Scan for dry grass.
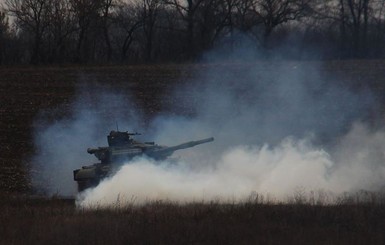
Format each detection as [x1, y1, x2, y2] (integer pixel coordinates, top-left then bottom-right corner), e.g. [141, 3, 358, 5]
[1, 192, 385, 244]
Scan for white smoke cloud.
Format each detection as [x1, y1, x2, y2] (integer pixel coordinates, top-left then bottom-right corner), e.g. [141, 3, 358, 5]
[77, 138, 333, 207]
[31, 85, 142, 196]
[31, 45, 384, 206]
[76, 123, 385, 208]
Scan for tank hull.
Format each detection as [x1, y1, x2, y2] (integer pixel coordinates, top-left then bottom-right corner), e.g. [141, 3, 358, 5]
[73, 131, 214, 192]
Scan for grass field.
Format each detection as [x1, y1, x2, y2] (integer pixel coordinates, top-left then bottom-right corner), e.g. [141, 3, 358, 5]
[1, 61, 385, 244]
[1, 192, 385, 244]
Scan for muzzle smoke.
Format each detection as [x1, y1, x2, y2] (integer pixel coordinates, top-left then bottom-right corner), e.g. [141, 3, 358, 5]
[31, 51, 385, 206]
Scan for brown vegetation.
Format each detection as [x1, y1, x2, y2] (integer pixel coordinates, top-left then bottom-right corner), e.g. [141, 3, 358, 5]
[0, 192, 385, 244]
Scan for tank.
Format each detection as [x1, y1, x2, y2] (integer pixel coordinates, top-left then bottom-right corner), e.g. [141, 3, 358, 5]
[73, 130, 214, 191]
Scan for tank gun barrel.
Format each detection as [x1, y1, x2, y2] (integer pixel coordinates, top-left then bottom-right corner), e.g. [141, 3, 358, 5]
[170, 137, 214, 151]
[148, 137, 214, 159]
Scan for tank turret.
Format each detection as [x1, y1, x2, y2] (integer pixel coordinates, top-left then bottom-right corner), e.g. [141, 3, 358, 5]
[73, 130, 214, 191]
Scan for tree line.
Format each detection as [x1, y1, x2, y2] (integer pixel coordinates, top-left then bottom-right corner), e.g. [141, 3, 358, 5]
[0, 0, 384, 65]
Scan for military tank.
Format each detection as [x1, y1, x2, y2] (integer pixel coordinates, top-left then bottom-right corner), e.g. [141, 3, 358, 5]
[73, 130, 214, 191]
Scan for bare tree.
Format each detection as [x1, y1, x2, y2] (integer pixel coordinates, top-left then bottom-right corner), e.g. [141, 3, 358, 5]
[163, 0, 206, 58]
[114, 1, 143, 62]
[312, 0, 372, 58]
[0, 10, 10, 64]
[195, 0, 237, 51]
[6, 0, 53, 64]
[70, 0, 103, 62]
[233, 0, 260, 32]
[141, 0, 162, 62]
[100, 0, 119, 61]
[46, 0, 76, 62]
[252, 0, 311, 47]
[370, 0, 385, 56]
[345, 0, 371, 57]
[1, 0, 384, 63]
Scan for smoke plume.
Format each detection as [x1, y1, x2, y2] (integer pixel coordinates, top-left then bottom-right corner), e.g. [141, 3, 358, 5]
[31, 87, 142, 196]
[31, 49, 385, 206]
